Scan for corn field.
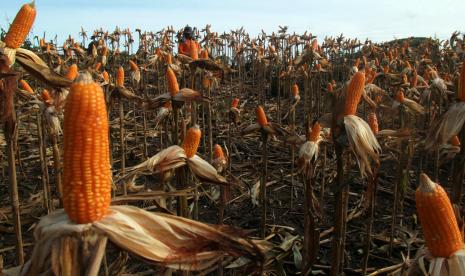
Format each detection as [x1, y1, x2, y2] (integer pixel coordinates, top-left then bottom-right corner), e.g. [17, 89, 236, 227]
[1, 2, 465, 275]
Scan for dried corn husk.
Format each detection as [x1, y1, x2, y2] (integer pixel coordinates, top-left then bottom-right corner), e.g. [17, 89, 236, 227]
[426, 102, 465, 150]
[5, 205, 270, 275]
[344, 115, 381, 177]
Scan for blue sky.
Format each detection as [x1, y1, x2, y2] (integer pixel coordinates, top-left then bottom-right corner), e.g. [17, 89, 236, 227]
[2, 0, 465, 44]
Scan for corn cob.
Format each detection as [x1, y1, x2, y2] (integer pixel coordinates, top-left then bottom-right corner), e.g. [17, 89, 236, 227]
[405, 60, 411, 69]
[63, 72, 111, 224]
[311, 39, 318, 50]
[458, 61, 465, 102]
[451, 135, 461, 146]
[231, 98, 240, 108]
[190, 41, 199, 60]
[166, 66, 179, 96]
[165, 53, 173, 65]
[129, 60, 139, 71]
[395, 90, 405, 103]
[116, 66, 124, 87]
[327, 82, 333, 92]
[410, 72, 418, 88]
[65, 64, 79, 81]
[102, 70, 109, 82]
[202, 76, 211, 89]
[344, 72, 365, 116]
[182, 125, 201, 158]
[94, 62, 102, 71]
[41, 89, 53, 105]
[368, 111, 379, 134]
[162, 101, 172, 109]
[19, 79, 33, 93]
[292, 84, 299, 97]
[416, 173, 463, 257]
[213, 144, 225, 160]
[4, 1, 36, 49]
[200, 49, 209, 59]
[307, 122, 321, 142]
[383, 65, 389, 74]
[256, 106, 268, 126]
[101, 46, 108, 56]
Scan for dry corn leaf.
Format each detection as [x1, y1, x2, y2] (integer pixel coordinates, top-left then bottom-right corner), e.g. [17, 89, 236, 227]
[425, 102, 465, 150]
[124, 145, 187, 177]
[8, 206, 269, 275]
[15, 56, 72, 88]
[187, 155, 228, 185]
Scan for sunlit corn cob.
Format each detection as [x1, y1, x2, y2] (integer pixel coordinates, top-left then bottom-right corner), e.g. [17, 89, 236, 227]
[4, 1, 36, 49]
[166, 66, 179, 96]
[416, 173, 463, 257]
[256, 106, 268, 126]
[344, 72, 365, 116]
[65, 64, 79, 81]
[182, 125, 201, 158]
[63, 72, 111, 224]
[190, 41, 199, 60]
[102, 70, 109, 82]
[19, 79, 33, 93]
[116, 66, 124, 87]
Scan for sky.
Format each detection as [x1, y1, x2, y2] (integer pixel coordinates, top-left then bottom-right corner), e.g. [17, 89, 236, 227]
[2, 0, 465, 45]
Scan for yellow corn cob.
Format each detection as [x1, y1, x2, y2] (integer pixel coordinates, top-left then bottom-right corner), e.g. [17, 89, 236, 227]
[344, 72, 365, 116]
[116, 66, 124, 87]
[182, 125, 201, 158]
[416, 173, 464, 257]
[4, 1, 37, 49]
[256, 106, 268, 126]
[63, 72, 111, 224]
